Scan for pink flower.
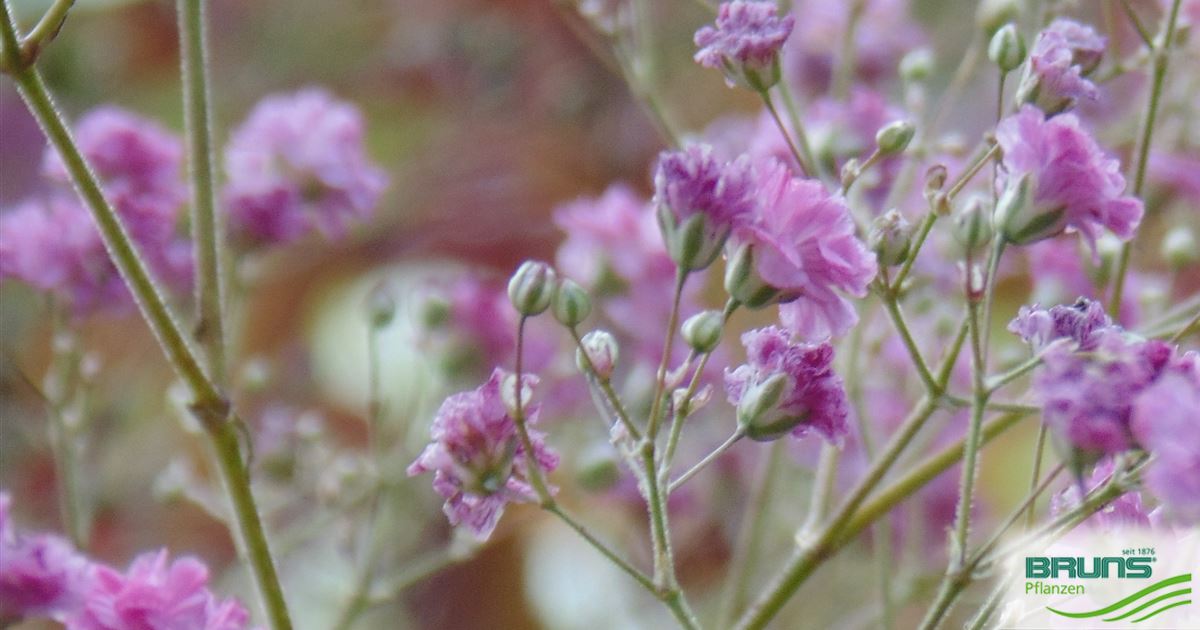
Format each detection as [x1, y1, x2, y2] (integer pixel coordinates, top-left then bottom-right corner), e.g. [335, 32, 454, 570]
[223, 88, 387, 245]
[408, 369, 560, 540]
[725, 326, 850, 445]
[694, 1, 795, 90]
[1035, 330, 1174, 457]
[0, 196, 191, 314]
[653, 144, 757, 270]
[69, 550, 250, 630]
[995, 106, 1143, 250]
[0, 494, 93, 623]
[729, 158, 876, 340]
[554, 184, 698, 361]
[1131, 356, 1200, 523]
[1008, 297, 1114, 351]
[42, 107, 186, 245]
[1021, 18, 1106, 112]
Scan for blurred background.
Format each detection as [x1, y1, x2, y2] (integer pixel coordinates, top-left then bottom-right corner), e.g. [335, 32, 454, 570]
[1, 0, 1196, 628]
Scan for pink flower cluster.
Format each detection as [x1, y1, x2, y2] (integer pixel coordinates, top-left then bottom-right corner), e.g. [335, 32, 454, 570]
[1, 107, 192, 314]
[0, 493, 252, 629]
[223, 88, 387, 245]
[694, 1, 795, 90]
[1023, 18, 1106, 112]
[724, 326, 849, 445]
[996, 106, 1143, 250]
[1029, 315, 1200, 521]
[1008, 297, 1112, 351]
[732, 158, 877, 340]
[407, 369, 560, 540]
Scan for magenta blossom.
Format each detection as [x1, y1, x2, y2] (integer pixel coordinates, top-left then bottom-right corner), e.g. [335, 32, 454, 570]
[0, 195, 192, 314]
[694, 1, 795, 90]
[69, 550, 250, 630]
[995, 106, 1142, 250]
[728, 158, 876, 340]
[725, 326, 850, 445]
[42, 106, 187, 245]
[1020, 18, 1106, 112]
[0, 494, 93, 623]
[653, 144, 757, 271]
[223, 88, 387, 245]
[408, 369, 560, 540]
[1131, 356, 1200, 523]
[554, 184, 701, 361]
[1034, 330, 1173, 459]
[1008, 297, 1113, 351]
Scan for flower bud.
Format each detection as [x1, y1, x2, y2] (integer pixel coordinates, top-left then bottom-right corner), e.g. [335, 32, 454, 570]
[899, 48, 935, 83]
[724, 242, 785, 308]
[366, 281, 398, 328]
[876, 120, 916, 156]
[868, 210, 913, 267]
[682, 310, 724, 353]
[988, 23, 1027, 73]
[1162, 226, 1198, 269]
[508, 260, 557, 316]
[924, 164, 948, 202]
[657, 206, 729, 272]
[576, 330, 619, 380]
[552, 279, 592, 327]
[995, 173, 1065, 245]
[952, 194, 994, 256]
[736, 373, 806, 441]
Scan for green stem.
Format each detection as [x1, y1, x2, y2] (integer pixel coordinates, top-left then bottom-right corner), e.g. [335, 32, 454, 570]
[17, 0, 72, 61]
[718, 441, 783, 627]
[178, 0, 227, 386]
[0, 11, 293, 626]
[546, 504, 657, 594]
[1110, 0, 1184, 320]
[879, 286, 939, 394]
[733, 397, 939, 630]
[949, 300, 989, 572]
[512, 317, 553, 503]
[984, 349, 1045, 394]
[210, 419, 293, 630]
[1025, 422, 1049, 528]
[646, 270, 686, 440]
[2, 51, 219, 408]
[569, 327, 642, 441]
[761, 89, 816, 179]
[662, 299, 738, 471]
[46, 308, 88, 547]
[916, 463, 1066, 630]
[837, 411, 1030, 547]
[800, 443, 840, 534]
[891, 211, 937, 292]
[1167, 309, 1200, 344]
[667, 429, 744, 493]
[777, 81, 824, 182]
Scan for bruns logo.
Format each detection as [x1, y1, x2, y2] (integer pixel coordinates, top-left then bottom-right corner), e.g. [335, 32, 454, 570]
[1026, 556, 1154, 579]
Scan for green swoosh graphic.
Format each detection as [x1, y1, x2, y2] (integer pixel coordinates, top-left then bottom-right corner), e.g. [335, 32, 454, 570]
[1131, 600, 1191, 623]
[1104, 588, 1191, 621]
[1046, 573, 1192, 619]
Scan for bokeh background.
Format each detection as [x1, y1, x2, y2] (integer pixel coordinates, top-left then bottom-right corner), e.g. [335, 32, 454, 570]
[1, 0, 1196, 628]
